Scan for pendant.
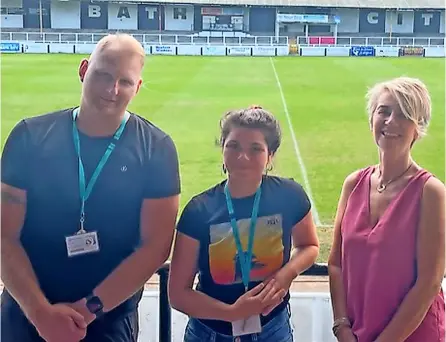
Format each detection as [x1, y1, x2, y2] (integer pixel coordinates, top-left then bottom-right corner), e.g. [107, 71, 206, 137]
[377, 184, 386, 193]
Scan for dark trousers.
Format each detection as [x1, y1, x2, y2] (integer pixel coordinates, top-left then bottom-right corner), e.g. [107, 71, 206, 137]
[1, 297, 139, 342]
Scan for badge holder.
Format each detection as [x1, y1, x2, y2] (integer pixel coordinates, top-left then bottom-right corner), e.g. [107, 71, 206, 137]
[232, 314, 262, 337]
[232, 286, 262, 336]
[66, 108, 128, 258]
[225, 183, 263, 337]
[65, 214, 100, 257]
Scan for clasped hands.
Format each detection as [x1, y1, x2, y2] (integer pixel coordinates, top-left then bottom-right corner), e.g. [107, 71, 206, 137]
[31, 269, 294, 341]
[230, 268, 294, 322]
[29, 298, 95, 342]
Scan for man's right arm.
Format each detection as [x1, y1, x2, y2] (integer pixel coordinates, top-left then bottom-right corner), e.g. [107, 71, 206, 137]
[1, 183, 51, 323]
[1, 120, 50, 322]
[1, 120, 87, 342]
[1, 183, 87, 341]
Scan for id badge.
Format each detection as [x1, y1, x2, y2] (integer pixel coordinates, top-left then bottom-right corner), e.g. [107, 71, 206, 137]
[232, 314, 262, 336]
[65, 231, 100, 257]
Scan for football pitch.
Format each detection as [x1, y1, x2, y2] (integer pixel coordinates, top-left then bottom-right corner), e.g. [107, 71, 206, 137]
[2, 55, 444, 261]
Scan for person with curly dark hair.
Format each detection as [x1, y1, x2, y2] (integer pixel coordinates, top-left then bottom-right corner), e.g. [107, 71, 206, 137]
[168, 105, 320, 342]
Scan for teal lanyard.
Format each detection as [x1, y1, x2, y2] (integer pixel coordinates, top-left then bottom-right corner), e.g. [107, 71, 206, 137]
[224, 182, 262, 291]
[72, 108, 130, 233]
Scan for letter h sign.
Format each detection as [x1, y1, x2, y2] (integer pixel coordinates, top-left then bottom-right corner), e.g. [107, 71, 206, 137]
[173, 7, 186, 20]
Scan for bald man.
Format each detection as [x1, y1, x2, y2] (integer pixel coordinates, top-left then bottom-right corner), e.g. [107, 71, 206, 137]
[1, 34, 181, 342]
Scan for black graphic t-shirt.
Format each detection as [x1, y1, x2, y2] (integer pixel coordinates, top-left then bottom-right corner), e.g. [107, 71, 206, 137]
[177, 175, 311, 334]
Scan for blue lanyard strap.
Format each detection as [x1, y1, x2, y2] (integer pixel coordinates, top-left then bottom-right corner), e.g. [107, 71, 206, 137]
[72, 108, 130, 232]
[224, 182, 262, 291]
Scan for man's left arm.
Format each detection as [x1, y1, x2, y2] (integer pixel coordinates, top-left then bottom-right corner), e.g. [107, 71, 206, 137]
[92, 195, 179, 313]
[72, 134, 181, 323]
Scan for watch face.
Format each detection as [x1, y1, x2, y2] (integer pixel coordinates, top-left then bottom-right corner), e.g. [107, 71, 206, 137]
[87, 296, 103, 314]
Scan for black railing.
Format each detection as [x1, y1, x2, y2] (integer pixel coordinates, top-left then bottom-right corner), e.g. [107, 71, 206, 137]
[155, 262, 328, 342]
[157, 262, 172, 342]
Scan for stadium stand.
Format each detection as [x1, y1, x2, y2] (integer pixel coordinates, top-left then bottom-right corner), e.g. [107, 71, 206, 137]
[1, 0, 445, 340]
[1, 0, 444, 46]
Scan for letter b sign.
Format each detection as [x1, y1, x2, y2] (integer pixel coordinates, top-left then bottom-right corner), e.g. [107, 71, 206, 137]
[88, 5, 101, 18]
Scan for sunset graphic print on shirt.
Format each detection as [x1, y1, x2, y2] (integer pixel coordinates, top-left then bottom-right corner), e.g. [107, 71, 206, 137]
[208, 214, 284, 285]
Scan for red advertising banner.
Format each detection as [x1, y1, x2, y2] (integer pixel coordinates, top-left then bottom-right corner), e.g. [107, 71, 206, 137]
[400, 47, 425, 57]
[201, 7, 223, 15]
[309, 36, 336, 45]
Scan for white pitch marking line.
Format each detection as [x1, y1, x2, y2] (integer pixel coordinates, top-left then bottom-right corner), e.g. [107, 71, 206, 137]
[269, 57, 322, 227]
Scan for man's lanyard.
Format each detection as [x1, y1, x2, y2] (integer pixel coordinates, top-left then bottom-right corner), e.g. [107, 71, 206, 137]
[72, 108, 130, 234]
[224, 182, 262, 291]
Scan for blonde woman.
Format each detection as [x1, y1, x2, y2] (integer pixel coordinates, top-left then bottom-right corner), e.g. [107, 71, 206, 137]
[328, 77, 445, 342]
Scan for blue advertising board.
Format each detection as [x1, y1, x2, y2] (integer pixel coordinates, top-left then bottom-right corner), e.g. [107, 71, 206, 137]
[1, 41, 21, 53]
[350, 46, 375, 57]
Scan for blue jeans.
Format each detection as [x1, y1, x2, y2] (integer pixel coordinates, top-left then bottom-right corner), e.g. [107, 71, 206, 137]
[183, 307, 293, 342]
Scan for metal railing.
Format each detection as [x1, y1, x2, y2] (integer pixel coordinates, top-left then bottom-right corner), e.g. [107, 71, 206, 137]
[2, 31, 444, 46]
[0, 31, 289, 46]
[154, 261, 328, 342]
[297, 35, 445, 46]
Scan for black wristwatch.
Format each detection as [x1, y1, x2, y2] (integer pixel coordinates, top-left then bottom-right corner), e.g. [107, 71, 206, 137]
[85, 294, 104, 318]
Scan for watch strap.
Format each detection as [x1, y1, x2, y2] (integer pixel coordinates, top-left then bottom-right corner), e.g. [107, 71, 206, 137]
[85, 293, 104, 318]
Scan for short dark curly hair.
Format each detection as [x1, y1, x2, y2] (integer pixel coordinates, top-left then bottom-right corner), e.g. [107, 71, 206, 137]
[219, 105, 282, 155]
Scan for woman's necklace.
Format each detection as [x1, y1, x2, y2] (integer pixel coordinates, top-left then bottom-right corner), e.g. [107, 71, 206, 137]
[377, 163, 413, 193]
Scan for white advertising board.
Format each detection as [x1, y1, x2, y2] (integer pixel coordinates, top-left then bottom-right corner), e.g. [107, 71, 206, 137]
[326, 47, 350, 57]
[202, 46, 226, 56]
[300, 47, 326, 57]
[75, 44, 95, 54]
[375, 46, 399, 57]
[177, 45, 202, 56]
[276, 46, 290, 56]
[227, 46, 251, 56]
[50, 43, 74, 53]
[252, 46, 275, 56]
[152, 45, 176, 55]
[142, 45, 152, 55]
[424, 47, 445, 57]
[23, 43, 48, 53]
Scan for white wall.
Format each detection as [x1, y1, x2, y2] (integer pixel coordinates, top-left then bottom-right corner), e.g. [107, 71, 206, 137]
[441, 11, 445, 34]
[1, 280, 445, 341]
[108, 3, 138, 30]
[1, 15, 23, 28]
[139, 280, 446, 341]
[2, 0, 22, 8]
[282, 23, 305, 33]
[1, 0, 23, 28]
[164, 5, 194, 31]
[51, 1, 80, 29]
[385, 10, 414, 34]
[137, 292, 337, 342]
[331, 8, 359, 33]
[243, 8, 249, 31]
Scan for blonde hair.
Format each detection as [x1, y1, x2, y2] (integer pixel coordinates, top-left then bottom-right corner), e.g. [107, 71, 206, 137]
[366, 77, 432, 139]
[90, 33, 145, 66]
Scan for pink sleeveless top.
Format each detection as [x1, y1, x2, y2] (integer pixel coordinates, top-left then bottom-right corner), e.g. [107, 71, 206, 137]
[341, 166, 445, 342]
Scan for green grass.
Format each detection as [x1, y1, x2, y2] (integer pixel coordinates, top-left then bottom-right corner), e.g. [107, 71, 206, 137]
[2, 55, 444, 262]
